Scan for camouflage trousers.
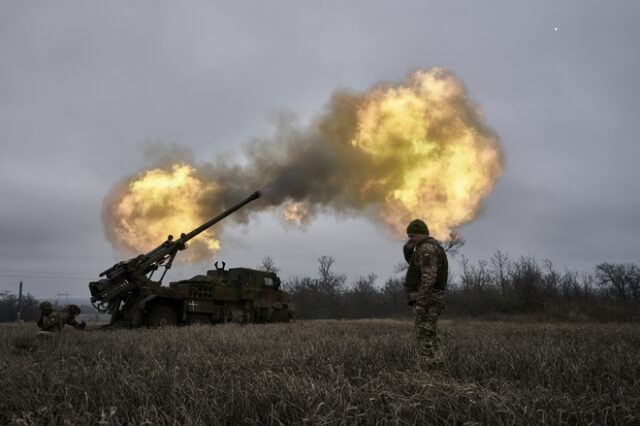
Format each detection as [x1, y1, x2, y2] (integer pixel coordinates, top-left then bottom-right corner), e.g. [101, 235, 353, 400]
[414, 292, 445, 368]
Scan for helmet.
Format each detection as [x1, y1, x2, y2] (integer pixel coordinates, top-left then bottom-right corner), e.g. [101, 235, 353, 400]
[65, 304, 81, 315]
[406, 219, 429, 235]
[39, 301, 53, 314]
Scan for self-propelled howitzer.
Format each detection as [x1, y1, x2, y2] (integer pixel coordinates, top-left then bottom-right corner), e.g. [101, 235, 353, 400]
[88, 190, 295, 327]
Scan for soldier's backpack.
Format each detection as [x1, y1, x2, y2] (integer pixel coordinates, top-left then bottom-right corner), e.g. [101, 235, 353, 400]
[426, 237, 448, 291]
[405, 237, 449, 292]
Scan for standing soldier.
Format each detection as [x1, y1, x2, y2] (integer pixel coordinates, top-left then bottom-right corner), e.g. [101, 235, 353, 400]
[403, 219, 448, 369]
[37, 302, 86, 332]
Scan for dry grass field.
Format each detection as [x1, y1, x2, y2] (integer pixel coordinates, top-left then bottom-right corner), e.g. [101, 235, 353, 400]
[1, 319, 639, 425]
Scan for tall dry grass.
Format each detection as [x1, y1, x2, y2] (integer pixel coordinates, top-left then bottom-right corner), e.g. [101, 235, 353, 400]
[1, 320, 639, 425]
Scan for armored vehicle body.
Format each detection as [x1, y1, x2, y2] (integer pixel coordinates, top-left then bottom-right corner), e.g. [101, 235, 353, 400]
[89, 191, 295, 327]
[108, 264, 294, 327]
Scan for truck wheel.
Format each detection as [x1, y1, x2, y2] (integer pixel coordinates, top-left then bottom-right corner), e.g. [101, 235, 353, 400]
[271, 308, 290, 323]
[188, 314, 210, 325]
[145, 305, 177, 327]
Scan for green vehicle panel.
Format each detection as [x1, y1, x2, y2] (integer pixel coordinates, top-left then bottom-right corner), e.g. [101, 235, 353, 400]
[88, 191, 295, 327]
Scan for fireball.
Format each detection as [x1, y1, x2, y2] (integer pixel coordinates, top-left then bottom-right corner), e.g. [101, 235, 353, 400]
[103, 68, 503, 260]
[105, 164, 220, 261]
[351, 69, 503, 239]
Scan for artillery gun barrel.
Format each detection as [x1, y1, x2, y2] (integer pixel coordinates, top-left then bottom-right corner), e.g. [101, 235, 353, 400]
[180, 190, 261, 243]
[91, 190, 262, 309]
[97, 190, 261, 279]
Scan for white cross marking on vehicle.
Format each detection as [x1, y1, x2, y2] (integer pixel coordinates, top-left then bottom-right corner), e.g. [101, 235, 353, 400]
[188, 300, 198, 311]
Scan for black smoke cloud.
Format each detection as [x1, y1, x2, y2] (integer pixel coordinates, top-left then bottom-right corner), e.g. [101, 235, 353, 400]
[103, 68, 502, 256]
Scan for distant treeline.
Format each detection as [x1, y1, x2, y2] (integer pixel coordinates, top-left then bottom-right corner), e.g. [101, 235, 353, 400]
[281, 253, 640, 322]
[2, 253, 638, 323]
[0, 292, 40, 322]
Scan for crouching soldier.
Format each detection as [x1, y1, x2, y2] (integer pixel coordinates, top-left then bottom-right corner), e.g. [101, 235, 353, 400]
[37, 302, 86, 333]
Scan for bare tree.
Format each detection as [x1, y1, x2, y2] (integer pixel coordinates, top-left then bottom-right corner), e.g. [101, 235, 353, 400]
[579, 272, 595, 299]
[510, 256, 544, 310]
[318, 255, 335, 282]
[317, 255, 347, 291]
[458, 255, 472, 291]
[490, 250, 511, 297]
[595, 262, 640, 301]
[541, 259, 561, 300]
[558, 269, 578, 299]
[259, 256, 280, 274]
[442, 231, 466, 256]
[393, 261, 409, 274]
[350, 273, 378, 292]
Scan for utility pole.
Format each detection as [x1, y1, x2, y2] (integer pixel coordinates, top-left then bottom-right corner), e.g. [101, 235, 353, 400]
[56, 291, 70, 307]
[17, 281, 23, 322]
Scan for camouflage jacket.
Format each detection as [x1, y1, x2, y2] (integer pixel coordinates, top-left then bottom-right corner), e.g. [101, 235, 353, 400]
[404, 237, 448, 306]
[37, 310, 81, 332]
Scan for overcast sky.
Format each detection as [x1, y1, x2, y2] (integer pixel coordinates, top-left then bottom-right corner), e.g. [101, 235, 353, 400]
[1, 1, 638, 299]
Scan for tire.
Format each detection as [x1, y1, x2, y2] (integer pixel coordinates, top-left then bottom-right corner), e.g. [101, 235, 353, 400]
[145, 304, 177, 327]
[271, 308, 290, 323]
[188, 313, 211, 325]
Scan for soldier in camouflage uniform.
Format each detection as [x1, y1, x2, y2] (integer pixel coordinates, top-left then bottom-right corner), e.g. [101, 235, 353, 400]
[37, 302, 85, 332]
[403, 219, 448, 369]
